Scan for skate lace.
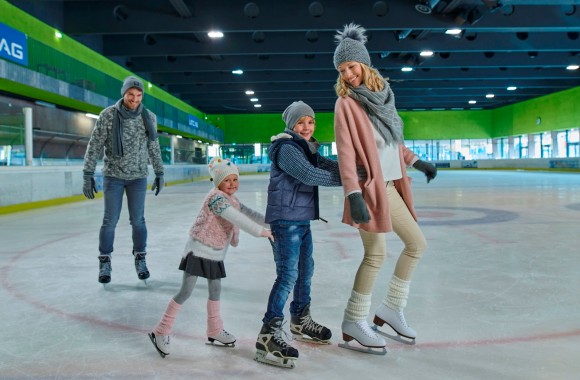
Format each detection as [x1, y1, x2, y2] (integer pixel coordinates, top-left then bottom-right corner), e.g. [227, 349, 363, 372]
[135, 254, 148, 273]
[99, 261, 111, 274]
[272, 322, 291, 348]
[301, 314, 323, 334]
[396, 310, 409, 328]
[355, 320, 378, 338]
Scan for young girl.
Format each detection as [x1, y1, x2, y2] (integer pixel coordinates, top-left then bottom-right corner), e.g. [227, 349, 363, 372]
[149, 157, 273, 358]
[332, 24, 437, 354]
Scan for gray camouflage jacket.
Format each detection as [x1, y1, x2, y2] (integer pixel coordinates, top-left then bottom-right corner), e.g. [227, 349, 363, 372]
[83, 104, 164, 180]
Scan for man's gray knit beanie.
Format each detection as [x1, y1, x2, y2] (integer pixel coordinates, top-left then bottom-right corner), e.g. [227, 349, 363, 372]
[333, 23, 371, 69]
[121, 76, 144, 96]
[282, 101, 315, 130]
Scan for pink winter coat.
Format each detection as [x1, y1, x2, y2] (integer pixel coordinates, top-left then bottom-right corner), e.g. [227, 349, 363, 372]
[334, 96, 418, 233]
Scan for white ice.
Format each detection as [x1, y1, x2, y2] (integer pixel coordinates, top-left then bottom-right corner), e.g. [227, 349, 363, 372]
[1, 170, 579, 379]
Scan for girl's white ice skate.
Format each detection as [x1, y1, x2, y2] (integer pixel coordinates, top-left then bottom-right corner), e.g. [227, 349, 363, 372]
[207, 329, 236, 347]
[373, 304, 416, 345]
[148, 332, 170, 358]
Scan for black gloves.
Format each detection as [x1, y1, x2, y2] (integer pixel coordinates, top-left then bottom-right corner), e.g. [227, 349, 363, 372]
[151, 174, 164, 196]
[348, 192, 370, 224]
[83, 172, 97, 199]
[413, 160, 437, 183]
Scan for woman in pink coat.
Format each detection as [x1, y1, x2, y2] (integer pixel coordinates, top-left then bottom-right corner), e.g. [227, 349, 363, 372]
[332, 23, 437, 354]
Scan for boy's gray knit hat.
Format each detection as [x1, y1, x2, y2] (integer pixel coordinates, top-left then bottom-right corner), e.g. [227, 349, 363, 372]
[120, 76, 144, 96]
[282, 101, 315, 130]
[333, 23, 371, 69]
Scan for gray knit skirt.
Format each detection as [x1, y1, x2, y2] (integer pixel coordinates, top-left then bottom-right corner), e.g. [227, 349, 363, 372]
[179, 252, 226, 280]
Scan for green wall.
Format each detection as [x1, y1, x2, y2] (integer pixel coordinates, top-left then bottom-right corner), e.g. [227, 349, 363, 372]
[218, 85, 578, 144]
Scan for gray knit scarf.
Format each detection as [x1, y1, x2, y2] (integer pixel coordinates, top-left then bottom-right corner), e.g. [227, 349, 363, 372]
[112, 99, 157, 157]
[284, 128, 320, 154]
[349, 81, 404, 145]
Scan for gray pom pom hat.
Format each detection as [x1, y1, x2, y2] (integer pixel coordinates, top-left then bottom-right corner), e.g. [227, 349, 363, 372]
[333, 23, 371, 69]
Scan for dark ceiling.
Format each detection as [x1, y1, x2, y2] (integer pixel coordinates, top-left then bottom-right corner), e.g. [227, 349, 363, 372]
[7, 0, 580, 115]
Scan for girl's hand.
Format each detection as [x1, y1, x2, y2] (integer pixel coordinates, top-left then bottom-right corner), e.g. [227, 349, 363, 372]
[261, 229, 274, 242]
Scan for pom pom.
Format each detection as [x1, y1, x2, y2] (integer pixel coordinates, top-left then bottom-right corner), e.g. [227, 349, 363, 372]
[335, 23, 368, 45]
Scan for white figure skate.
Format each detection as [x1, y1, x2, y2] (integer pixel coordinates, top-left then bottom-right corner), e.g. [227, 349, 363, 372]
[338, 319, 387, 355]
[373, 304, 416, 345]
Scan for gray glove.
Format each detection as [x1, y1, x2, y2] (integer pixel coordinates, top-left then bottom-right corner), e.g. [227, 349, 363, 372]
[413, 160, 437, 183]
[347, 192, 370, 224]
[83, 172, 97, 199]
[151, 174, 164, 196]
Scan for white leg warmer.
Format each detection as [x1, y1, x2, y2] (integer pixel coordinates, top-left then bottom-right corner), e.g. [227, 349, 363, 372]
[384, 275, 411, 311]
[344, 290, 372, 322]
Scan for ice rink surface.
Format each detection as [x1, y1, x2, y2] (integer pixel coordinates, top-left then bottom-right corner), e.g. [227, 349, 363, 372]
[1, 170, 579, 380]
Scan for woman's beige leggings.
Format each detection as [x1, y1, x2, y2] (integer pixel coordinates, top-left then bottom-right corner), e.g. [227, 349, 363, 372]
[353, 181, 427, 294]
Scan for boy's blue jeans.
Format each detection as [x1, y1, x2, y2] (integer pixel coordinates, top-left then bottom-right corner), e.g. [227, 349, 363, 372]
[262, 220, 314, 325]
[98, 176, 148, 255]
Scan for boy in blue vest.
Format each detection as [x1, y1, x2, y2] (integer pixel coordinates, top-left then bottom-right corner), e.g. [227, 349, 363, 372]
[254, 101, 342, 369]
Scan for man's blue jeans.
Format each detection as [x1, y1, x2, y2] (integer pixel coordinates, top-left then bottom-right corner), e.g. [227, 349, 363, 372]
[262, 220, 314, 325]
[99, 176, 147, 255]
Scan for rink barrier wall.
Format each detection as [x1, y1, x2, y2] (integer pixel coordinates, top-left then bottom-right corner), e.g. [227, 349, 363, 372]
[0, 159, 578, 214]
[0, 163, 271, 213]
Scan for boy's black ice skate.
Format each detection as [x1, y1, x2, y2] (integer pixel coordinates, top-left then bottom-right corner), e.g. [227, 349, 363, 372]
[290, 304, 332, 344]
[133, 252, 150, 282]
[98, 255, 111, 285]
[255, 317, 298, 369]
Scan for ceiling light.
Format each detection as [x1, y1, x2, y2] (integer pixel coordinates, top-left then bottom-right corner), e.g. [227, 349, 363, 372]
[250, 98, 258, 102]
[401, 67, 413, 72]
[420, 51, 434, 57]
[486, 94, 495, 98]
[468, 100, 477, 104]
[232, 69, 243, 75]
[507, 86, 517, 91]
[445, 29, 462, 35]
[208, 31, 224, 38]
[85, 113, 98, 119]
[254, 104, 262, 108]
[245, 90, 254, 95]
[54, 31, 63, 39]
[566, 64, 579, 70]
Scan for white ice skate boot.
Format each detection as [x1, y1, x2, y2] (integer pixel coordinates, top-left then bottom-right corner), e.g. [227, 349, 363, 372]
[148, 332, 170, 358]
[373, 303, 416, 345]
[207, 329, 236, 347]
[339, 319, 387, 355]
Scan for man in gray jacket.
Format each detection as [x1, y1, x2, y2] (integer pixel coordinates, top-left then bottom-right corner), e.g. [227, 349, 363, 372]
[83, 76, 164, 285]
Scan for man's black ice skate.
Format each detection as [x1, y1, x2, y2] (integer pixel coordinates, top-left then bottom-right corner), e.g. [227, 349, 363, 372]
[290, 304, 332, 344]
[133, 252, 150, 282]
[98, 255, 111, 285]
[255, 317, 298, 369]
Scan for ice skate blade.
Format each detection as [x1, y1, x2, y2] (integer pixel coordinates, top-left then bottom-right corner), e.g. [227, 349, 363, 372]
[292, 333, 331, 345]
[254, 350, 296, 369]
[206, 338, 236, 348]
[372, 325, 416, 345]
[338, 341, 387, 355]
[148, 333, 168, 358]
